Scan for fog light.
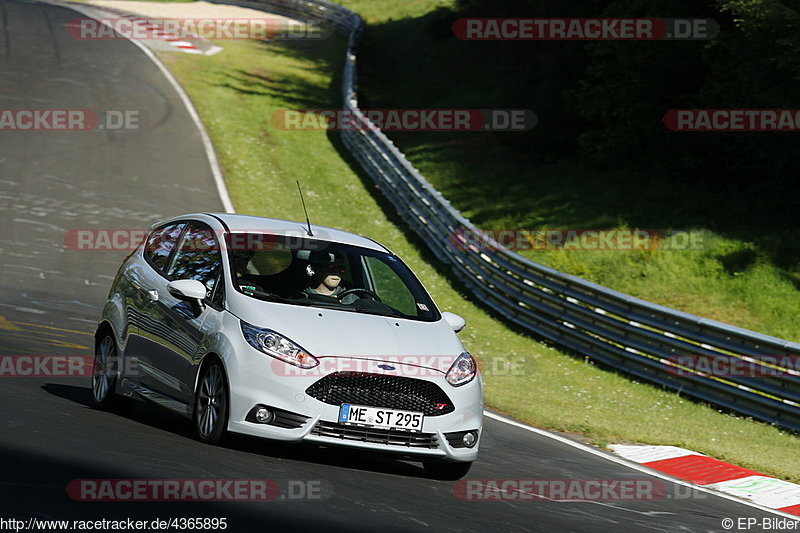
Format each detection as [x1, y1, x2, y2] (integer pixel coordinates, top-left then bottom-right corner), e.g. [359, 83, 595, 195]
[462, 431, 478, 448]
[255, 407, 274, 424]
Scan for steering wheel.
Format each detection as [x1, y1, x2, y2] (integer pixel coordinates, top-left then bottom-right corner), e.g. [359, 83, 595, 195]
[337, 288, 382, 303]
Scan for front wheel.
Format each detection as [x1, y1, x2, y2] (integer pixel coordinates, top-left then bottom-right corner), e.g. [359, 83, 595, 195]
[423, 461, 473, 480]
[194, 360, 229, 444]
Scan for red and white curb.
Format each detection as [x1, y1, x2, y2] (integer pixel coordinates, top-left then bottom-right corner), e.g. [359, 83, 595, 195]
[610, 444, 800, 516]
[66, 3, 222, 55]
[106, 12, 221, 55]
[114, 14, 209, 54]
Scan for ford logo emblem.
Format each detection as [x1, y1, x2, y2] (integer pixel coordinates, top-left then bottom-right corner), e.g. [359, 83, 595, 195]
[377, 364, 396, 371]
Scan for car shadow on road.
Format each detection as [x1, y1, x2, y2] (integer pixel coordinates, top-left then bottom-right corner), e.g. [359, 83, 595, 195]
[42, 383, 433, 480]
[0, 443, 413, 533]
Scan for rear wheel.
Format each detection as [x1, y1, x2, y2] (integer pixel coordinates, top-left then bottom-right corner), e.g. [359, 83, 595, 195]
[91, 334, 131, 411]
[194, 360, 229, 444]
[423, 460, 473, 480]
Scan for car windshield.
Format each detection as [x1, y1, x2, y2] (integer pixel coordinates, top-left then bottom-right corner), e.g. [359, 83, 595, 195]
[226, 233, 440, 322]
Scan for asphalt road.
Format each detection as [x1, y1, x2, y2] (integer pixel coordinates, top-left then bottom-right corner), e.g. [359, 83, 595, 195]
[0, 1, 785, 531]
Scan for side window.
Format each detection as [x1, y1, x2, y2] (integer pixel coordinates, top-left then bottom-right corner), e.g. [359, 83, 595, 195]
[363, 256, 417, 316]
[144, 222, 186, 273]
[167, 224, 222, 298]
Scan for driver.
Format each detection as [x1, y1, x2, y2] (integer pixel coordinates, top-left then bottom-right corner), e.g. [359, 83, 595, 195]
[302, 256, 358, 304]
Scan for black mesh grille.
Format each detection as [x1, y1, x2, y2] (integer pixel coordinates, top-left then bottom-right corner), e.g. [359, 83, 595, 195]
[305, 372, 455, 416]
[311, 421, 438, 448]
[271, 409, 310, 429]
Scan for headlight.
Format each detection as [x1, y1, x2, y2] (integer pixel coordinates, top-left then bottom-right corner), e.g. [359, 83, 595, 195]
[241, 322, 318, 369]
[446, 352, 477, 387]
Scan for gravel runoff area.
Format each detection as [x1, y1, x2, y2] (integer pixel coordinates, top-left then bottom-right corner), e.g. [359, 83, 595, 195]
[84, 0, 297, 24]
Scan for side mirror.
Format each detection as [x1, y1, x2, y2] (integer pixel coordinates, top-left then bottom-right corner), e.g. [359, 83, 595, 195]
[167, 279, 207, 301]
[442, 311, 466, 333]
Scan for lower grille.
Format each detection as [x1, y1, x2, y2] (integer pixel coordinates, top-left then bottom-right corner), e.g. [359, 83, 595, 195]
[270, 407, 310, 429]
[311, 421, 438, 448]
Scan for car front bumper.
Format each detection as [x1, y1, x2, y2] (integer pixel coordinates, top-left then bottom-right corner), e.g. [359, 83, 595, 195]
[225, 346, 483, 462]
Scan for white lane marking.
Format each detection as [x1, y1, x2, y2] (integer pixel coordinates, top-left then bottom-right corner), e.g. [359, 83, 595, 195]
[485, 485, 676, 517]
[483, 410, 800, 521]
[58, 2, 235, 214]
[116, 33, 234, 213]
[0, 303, 48, 315]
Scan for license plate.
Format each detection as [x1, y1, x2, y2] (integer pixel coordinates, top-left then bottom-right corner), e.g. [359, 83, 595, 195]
[338, 404, 424, 432]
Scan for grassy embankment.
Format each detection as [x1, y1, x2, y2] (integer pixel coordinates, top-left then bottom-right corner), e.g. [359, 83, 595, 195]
[157, 1, 800, 481]
[340, 0, 800, 342]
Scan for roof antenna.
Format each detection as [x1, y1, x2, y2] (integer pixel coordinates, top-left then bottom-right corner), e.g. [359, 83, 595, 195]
[296, 180, 314, 237]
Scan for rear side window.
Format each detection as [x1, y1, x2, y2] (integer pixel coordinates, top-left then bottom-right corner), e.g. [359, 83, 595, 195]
[144, 222, 186, 273]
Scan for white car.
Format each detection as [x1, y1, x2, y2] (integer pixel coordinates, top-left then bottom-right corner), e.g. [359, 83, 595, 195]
[93, 213, 483, 478]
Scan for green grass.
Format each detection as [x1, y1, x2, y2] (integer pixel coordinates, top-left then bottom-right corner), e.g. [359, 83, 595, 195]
[336, 0, 455, 23]
[157, 32, 800, 481]
[334, 0, 800, 344]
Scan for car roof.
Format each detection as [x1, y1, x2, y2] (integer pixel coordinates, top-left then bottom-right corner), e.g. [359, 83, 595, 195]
[158, 212, 391, 253]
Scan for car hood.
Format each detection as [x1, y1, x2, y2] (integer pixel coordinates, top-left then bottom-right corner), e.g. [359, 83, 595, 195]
[228, 297, 465, 361]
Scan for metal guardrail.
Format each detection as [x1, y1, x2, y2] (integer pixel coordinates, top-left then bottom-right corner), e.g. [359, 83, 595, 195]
[219, 0, 800, 433]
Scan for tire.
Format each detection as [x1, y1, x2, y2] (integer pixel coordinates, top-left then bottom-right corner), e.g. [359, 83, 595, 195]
[194, 360, 229, 444]
[422, 460, 473, 480]
[91, 333, 132, 411]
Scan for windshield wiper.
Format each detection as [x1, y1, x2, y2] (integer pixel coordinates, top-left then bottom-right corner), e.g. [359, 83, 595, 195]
[349, 306, 404, 318]
[249, 291, 306, 305]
